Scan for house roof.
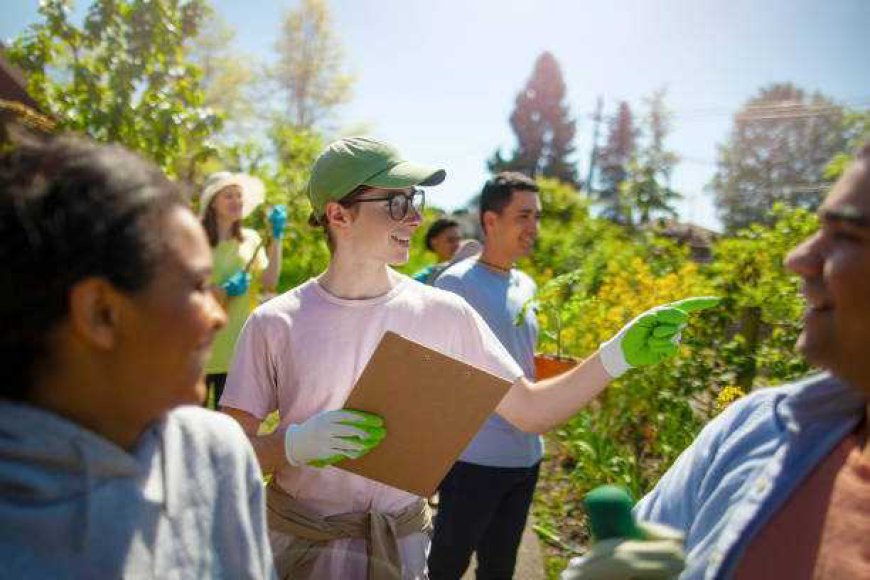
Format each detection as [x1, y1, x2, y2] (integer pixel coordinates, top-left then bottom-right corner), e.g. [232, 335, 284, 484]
[1, 45, 55, 134]
[0, 46, 41, 111]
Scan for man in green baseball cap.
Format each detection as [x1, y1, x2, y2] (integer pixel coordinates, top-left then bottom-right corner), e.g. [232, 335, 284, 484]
[220, 136, 719, 578]
[307, 136, 446, 224]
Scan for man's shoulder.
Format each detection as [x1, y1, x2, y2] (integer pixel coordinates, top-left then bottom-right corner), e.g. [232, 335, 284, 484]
[437, 257, 478, 281]
[511, 268, 537, 292]
[434, 258, 484, 295]
[730, 373, 850, 415]
[168, 406, 247, 437]
[686, 373, 848, 453]
[166, 407, 253, 459]
[514, 267, 535, 283]
[403, 275, 471, 310]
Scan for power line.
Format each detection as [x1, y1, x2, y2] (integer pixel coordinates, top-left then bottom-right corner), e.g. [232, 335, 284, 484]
[577, 97, 870, 123]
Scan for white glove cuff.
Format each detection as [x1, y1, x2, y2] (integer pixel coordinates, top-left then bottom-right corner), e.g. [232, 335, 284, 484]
[284, 424, 302, 466]
[598, 337, 629, 379]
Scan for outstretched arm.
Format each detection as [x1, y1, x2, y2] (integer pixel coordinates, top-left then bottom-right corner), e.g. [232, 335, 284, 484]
[497, 353, 610, 433]
[497, 297, 719, 433]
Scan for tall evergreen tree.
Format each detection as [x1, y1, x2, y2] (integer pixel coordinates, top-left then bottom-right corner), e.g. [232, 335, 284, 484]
[597, 101, 636, 223]
[622, 90, 681, 225]
[711, 83, 846, 231]
[488, 52, 579, 186]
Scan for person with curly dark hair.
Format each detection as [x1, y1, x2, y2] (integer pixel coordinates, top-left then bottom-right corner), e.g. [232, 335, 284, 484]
[412, 217, 461, 283]
[0, 132, 274, 578]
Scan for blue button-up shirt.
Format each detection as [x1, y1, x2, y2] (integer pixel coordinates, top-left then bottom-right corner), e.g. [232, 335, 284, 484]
[634, 373, 866, 579]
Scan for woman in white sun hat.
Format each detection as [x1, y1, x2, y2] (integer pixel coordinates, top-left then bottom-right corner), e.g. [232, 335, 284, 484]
[200, 171, 286, 408]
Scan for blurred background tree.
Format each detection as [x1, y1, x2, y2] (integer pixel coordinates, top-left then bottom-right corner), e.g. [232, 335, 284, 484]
[271, 0, 354, 130]
[824, 108, 870, 180]
[6, 0, 220, 179]
[711, 83, 847, 231]
[488, 51, 579, 186]
[188, 9, 261, 142]
[620, 89, 681, 226]
[6, 4, 868, 575]
[596, 101, 637, 225]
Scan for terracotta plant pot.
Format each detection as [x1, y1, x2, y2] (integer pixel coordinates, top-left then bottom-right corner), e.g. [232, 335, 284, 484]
[534, 353, 579, 380]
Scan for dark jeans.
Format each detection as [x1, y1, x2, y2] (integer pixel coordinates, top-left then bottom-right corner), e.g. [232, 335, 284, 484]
[428, 460, 541, 580]
[205, 373, 227, 410]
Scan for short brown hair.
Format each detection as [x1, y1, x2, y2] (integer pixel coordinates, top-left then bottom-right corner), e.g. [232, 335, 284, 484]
[479, 172, 539, 233]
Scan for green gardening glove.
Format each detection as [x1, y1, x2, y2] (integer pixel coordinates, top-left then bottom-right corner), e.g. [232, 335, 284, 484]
[560, 521, 686, 580]
[309, 414, 386, 467]
[284, 409, 386, 468]
[598, 297, 720, 378]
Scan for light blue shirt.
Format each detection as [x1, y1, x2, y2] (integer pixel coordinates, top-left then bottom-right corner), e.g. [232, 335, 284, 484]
[435, 258, 543, 467]
[0, 403, 275, 579]
[634, 373, 866, 579]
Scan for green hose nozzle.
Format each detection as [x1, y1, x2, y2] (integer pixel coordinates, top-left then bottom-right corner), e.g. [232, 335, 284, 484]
[583, 485, 643, 541]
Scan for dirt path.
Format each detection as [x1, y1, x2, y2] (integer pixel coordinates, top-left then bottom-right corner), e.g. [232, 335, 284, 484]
[459, 516, 545, 579]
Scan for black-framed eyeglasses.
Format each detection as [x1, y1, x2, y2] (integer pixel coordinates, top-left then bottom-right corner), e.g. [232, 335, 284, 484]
[345, 187, 426, 221]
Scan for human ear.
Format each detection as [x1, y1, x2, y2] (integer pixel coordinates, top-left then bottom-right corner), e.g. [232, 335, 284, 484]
[324, 201, 354, 230]
[482, 210, 498, 236]
[67, 278, 121, 350]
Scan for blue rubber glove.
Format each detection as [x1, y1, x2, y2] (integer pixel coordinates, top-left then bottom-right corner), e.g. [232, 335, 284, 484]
[268, 204, 288, 239]
[221, 271, 251, 297]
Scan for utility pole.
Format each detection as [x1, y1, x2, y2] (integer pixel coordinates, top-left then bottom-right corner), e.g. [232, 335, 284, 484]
[585, 96, 603, 194]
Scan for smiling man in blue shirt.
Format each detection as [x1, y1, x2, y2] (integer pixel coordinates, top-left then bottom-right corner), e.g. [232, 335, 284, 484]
[428, 172, 545, 580]
[563, 144, 870, 580]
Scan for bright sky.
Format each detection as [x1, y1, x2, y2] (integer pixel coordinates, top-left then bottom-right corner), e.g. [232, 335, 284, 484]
[4, 0, 869, 231]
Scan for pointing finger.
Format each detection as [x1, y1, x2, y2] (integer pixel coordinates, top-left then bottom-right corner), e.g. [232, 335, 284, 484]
[669, 296, 721, 314]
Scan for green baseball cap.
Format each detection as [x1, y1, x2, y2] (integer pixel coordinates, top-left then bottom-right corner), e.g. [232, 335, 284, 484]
[306, 136, 446, 216]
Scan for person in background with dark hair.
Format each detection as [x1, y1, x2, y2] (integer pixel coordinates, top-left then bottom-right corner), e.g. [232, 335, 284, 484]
[413, 217, 461, 283]
[199, 171, 286, 408]
[0, 133, 274, 578]
[563, 144, 870, 579]
[427, 171, 547, 579]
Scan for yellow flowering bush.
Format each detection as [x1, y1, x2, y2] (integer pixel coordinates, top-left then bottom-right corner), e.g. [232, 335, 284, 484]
[715, 386, 747, 414]
[527, 202, 817, 575]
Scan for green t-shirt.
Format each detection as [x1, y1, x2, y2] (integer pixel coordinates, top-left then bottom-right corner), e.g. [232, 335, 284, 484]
[205, 228, 268, 375]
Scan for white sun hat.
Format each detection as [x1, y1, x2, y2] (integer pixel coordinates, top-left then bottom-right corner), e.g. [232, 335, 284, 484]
[199, 171, 266, 219]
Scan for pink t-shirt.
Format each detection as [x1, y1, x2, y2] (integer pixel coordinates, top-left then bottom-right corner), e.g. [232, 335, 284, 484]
[221, 276, 523, 578]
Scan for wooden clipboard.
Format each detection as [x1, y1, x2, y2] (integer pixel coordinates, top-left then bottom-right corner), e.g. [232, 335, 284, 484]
[337, 331, 513, 496]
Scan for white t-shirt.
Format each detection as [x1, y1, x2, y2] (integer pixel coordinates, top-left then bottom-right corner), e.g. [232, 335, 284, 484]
[221, 275, 523, 579]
